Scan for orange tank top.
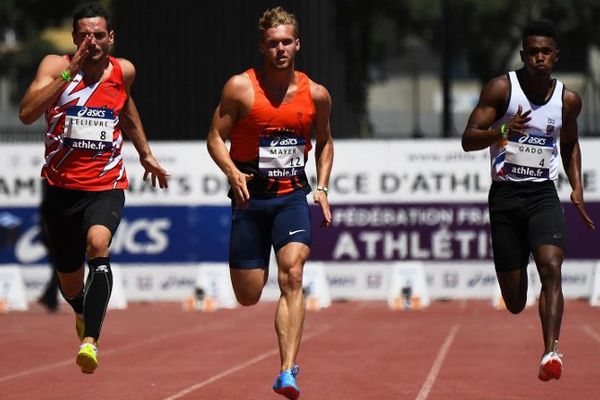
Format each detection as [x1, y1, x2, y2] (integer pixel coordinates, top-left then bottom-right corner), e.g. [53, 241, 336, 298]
[230, 68, 316, 198]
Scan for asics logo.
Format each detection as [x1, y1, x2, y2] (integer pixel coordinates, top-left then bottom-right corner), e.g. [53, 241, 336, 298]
[77, 107, 106, 118]
[518, 134, 547, 145]
[271, 137, 298, 147]
[289, 229, 306, 235]
[95, 265, 109, 273]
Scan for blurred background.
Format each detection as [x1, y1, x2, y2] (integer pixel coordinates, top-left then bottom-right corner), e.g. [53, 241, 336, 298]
[0, 0, 599, 307]
[3, 0, 600, 141]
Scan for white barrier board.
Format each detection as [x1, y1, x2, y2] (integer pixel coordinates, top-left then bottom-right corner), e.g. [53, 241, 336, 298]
[0, 265, 28, 311]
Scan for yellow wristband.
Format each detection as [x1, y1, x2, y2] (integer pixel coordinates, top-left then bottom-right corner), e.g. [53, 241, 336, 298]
[317, 186, 328, 196]
[499, 124, 509, 138]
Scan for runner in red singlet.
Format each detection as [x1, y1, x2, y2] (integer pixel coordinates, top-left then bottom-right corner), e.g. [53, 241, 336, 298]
[207, 7, 334, 399]
[19, 2, 168, 374]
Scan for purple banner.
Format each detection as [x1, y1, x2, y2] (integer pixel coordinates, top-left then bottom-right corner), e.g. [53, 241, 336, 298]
[310, 202, 600, 261]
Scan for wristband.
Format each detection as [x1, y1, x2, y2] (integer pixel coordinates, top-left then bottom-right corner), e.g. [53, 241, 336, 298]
[317, 185, 328, 196]
[60, 70, 72, 82]
[499, 124, 509, 138]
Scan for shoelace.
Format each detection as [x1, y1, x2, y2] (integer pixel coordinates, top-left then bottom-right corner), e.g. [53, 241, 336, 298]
[290, 365, 299, 377]
[79, 343, 98, 353]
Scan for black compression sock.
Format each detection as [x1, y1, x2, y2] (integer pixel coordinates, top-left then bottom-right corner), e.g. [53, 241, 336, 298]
[59, 285, 84, 315]
[83, 257, 113, 341]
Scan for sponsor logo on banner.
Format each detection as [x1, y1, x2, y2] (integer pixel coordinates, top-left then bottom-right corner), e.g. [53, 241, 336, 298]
[0, 206, 230, 265]
[311, 202, 600, 261]
[311, 204, 493, 261]
[327, 275, 357, 288]
[161, 275, 196, 290]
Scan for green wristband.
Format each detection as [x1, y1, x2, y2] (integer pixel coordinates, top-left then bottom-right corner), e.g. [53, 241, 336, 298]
[499, 124, 509, 138]
[60, 70, 72, 82]
[317, 186, 329, 196]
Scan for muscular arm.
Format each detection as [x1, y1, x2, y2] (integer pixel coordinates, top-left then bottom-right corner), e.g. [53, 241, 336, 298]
[206, 74, 254, 206]
[560, 89, 595, 229]
[119, 58, 168, 188]
[311, 82, 334, 227]
[19, 37, 92, 124]
[462, 76, 511, 152]
[19, 55, 71, 124]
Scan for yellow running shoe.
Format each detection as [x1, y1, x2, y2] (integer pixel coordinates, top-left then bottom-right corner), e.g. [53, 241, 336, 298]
[75, 314, 85, 341]
[76, 343, 98, 374]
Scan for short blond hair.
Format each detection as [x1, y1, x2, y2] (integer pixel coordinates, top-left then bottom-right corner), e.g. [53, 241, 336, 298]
[258, 7, 299, 38]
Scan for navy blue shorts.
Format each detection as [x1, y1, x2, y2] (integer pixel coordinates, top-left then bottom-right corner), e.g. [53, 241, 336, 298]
[229, 190, 312, 269]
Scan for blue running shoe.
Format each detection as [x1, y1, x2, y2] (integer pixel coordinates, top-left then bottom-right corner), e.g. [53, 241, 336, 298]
[273, 365, 300, 400]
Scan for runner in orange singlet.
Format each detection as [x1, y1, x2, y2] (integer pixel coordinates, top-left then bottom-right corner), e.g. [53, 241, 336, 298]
[19, 2, 168, 374]
[207, 7, 334, 399]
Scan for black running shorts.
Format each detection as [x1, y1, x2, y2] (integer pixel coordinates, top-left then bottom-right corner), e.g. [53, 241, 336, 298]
[488, 180, 567, 272]
[40, 182, 125, 273]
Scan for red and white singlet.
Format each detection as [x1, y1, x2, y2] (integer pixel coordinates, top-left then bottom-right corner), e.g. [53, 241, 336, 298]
[42, 55, 129, 191]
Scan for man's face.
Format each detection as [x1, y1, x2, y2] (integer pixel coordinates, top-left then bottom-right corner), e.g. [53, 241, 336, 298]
[72, 17, 114, 63]
[520, 36, 559, 79]
[259, 24, 299, 70]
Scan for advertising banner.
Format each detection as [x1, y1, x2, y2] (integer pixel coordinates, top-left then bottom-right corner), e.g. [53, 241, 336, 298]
[0, 140, 598, 264]
[310, 202, 600, 261]
[1, 140, 598, 206]
[0, 206, 230, 264]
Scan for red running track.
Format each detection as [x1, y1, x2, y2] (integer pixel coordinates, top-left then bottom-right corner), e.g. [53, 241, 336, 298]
[1, 300, 599, 400]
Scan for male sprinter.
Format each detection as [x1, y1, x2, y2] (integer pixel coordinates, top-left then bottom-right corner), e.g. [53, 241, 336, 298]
[19, 2, 168, 373]
[462, 19, 594, 381]
[207, 6, 334, 399]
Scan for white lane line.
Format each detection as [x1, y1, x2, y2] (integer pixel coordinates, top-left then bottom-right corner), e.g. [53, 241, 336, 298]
[582, 324, 600, 343]
[0, 311, 259, 383]
[414, 324, 460, 400]
[163, 302, 368, 400]
[163, 348, 279, 400]
[0, 359, 75, 383]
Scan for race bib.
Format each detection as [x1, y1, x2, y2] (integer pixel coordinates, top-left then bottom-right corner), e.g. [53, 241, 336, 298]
[64, 106, 115, 151]
[504, 134, 554, 179]
[258, 134, 306, 178]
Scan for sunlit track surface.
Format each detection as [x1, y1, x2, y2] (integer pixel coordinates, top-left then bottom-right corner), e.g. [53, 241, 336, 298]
[1, 300, 599, 400]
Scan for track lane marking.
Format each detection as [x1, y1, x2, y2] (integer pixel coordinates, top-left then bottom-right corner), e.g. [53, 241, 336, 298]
[0, 306, 269, 383]
[414, 324, 460, 400]
[582, 324, 600, 343]
[162, 302, 368, 400]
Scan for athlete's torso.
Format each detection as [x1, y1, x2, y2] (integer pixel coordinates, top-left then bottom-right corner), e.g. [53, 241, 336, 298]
[490, 70, 563, 182]
[42, 55, 129, 191]
[230, 68, 316, 198]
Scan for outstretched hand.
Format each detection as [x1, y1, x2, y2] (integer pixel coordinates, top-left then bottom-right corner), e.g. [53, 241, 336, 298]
[141, 154, 169, 189]
[314, 190, 332, 228]
[571, 188, 595, 229]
